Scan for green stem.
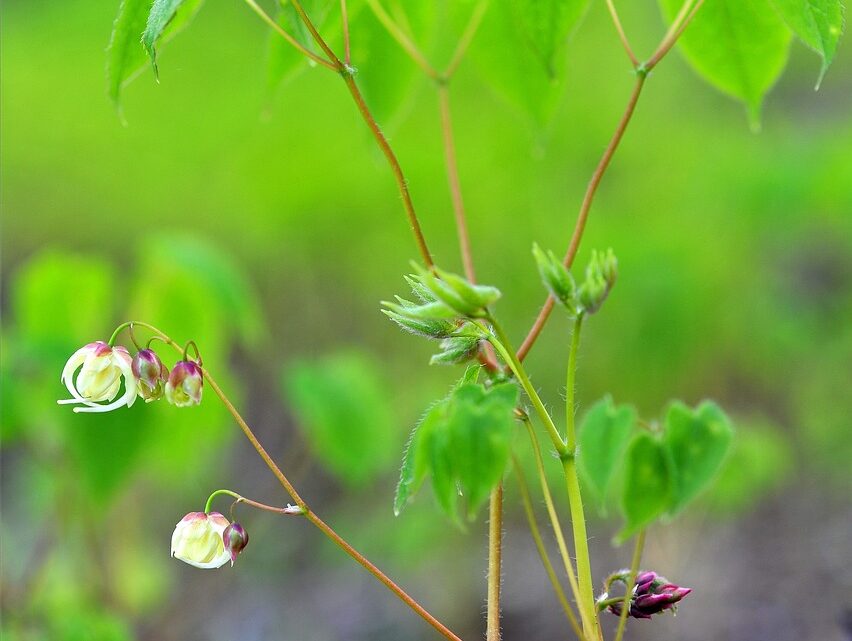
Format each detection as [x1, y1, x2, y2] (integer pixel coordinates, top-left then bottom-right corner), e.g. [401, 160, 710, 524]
[613, 530, 646, 641]
[561, 313, 600, 641]
[205, 489, 241, 513]
[520, 416, 589, 636]
[484, 316, 568, 457]
[565, 314, 584, 452]
[512, 456, 586, 641]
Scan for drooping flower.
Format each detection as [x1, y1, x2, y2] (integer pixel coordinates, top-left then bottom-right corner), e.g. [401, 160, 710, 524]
[600, 570, 692, 619]
[222, 522, 249, 566]
[165, 360, 203, 407]
[171, 512, 231, 569]
[58, 341, 137, 413]
[132, 348, 169, 402]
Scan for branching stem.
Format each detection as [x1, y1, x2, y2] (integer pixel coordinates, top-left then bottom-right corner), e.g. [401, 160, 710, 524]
[114, 321, 462, 641]
[512, 455, 585, 640]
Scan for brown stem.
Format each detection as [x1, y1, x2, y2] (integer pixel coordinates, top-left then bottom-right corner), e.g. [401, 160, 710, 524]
[306, 511, 464, 641]
[605, 0, 639, 67]
[340, 0, 351, 66]
[516, 75, 646, 362]
[342, 73, 435, 267]
[646, 0, 704, 71]
[284, 0, 435, 267]
[242, 0, 336, 70]
[438, 83, 475, 282]
[127, 322, 460, 641]
[486, 484, 503, 641]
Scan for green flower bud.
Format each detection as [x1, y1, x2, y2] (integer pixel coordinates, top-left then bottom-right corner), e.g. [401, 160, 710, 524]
[533, 243, 576, 310]
[412, 265, 501, 318]
[578, 249, 618, 314]
[430, 336, 482, 365]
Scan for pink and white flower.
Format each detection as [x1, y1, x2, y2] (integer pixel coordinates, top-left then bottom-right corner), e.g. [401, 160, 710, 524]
[165, 360, 203, 407]
[58, 341, 137, 413]
[171, 512, 231, 569]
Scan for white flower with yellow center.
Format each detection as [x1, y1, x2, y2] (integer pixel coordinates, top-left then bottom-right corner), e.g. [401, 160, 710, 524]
[171, 512, 231, 569]
[58, 341, 137, 413]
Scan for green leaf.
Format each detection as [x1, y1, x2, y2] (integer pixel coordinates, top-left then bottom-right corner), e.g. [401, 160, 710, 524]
[394, 400, 445, 515]
[663, 400, 735, 514]
[577, 396, 636, 514]
[142, 0, 206, 76]
[470, 0, 588, 123]
[768, 0, 845, 86]
[617, 432, 672, 543]
[395, 377, 518, 522]
[106, 0, 150, 108]
[283, 351, 397, 487]
[660, 0, 792, 125]
[445, 382, 519, 520]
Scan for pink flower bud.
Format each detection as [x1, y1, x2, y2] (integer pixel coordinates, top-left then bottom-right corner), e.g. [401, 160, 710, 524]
[170, 511, 231, 569]
[132, 349, 169, 402]
[165, 360, 203, 407]
[602, 570, 692, 620]
[222, 522, 249, 566]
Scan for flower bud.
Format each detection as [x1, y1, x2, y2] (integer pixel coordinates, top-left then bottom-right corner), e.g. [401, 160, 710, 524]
[430, 336, 482, 365]
[132, 349, 169, 402]
[578, 248, 618, 315]
[601, 570, 692, 620]
[171, 512, 231, 569]
[58, 341, 137, 413]
[533, 243, 576, 311]
[165, 360, 203, 407]
[222, 522, 249, 566]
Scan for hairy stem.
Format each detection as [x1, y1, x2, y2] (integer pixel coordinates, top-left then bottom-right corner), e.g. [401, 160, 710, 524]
[122, 322, 462, 641]
[486, 484, 503, 641]
[512, 456, 585, 640]
[565, 314, 584, 452]
[485, 317, 567, 457]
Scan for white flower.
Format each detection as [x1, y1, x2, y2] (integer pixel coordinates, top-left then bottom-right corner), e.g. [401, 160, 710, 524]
[58, 341, 137, 413]
[171, 512, 231, 569]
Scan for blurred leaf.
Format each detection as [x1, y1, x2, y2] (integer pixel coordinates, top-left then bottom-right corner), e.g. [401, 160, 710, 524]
[663, 400, 734, 515]
[349, 1, 426, 124]
[395, 400, 443, 515]
[283, 351, 397, 486]
[769, 0, 845, 86]
[470, 0, 587, 123]
[130, 234, 266, 354]
[706, 424, 793, 514]
[515, 0, 590, 76]
[12, 251, 116, 356]
[617, 432, 672, 543]
[142, 0, 206, 76]
[660, 0, 792, 124]
[577, 396, 636, 514]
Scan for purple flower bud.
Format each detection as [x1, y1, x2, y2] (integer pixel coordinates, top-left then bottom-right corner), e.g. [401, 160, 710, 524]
[132, 349, 169, 402]
[165, 360, 203, 407]
[602, 570, 692, 620]
[222, 522, 249, 566]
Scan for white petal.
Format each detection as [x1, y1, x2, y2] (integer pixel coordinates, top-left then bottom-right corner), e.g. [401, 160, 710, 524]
[73, 394, 131, 413]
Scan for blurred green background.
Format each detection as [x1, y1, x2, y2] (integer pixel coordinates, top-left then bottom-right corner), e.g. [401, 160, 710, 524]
[2, 1, 851, 640]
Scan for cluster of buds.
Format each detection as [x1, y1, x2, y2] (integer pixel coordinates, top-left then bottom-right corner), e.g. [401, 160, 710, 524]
[171, 512, 249, 569]
[598, 570, 692, 619]
[59, 338, 203, 412]
[382, 266, 499, 366]
[533, 245, 618, 317]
